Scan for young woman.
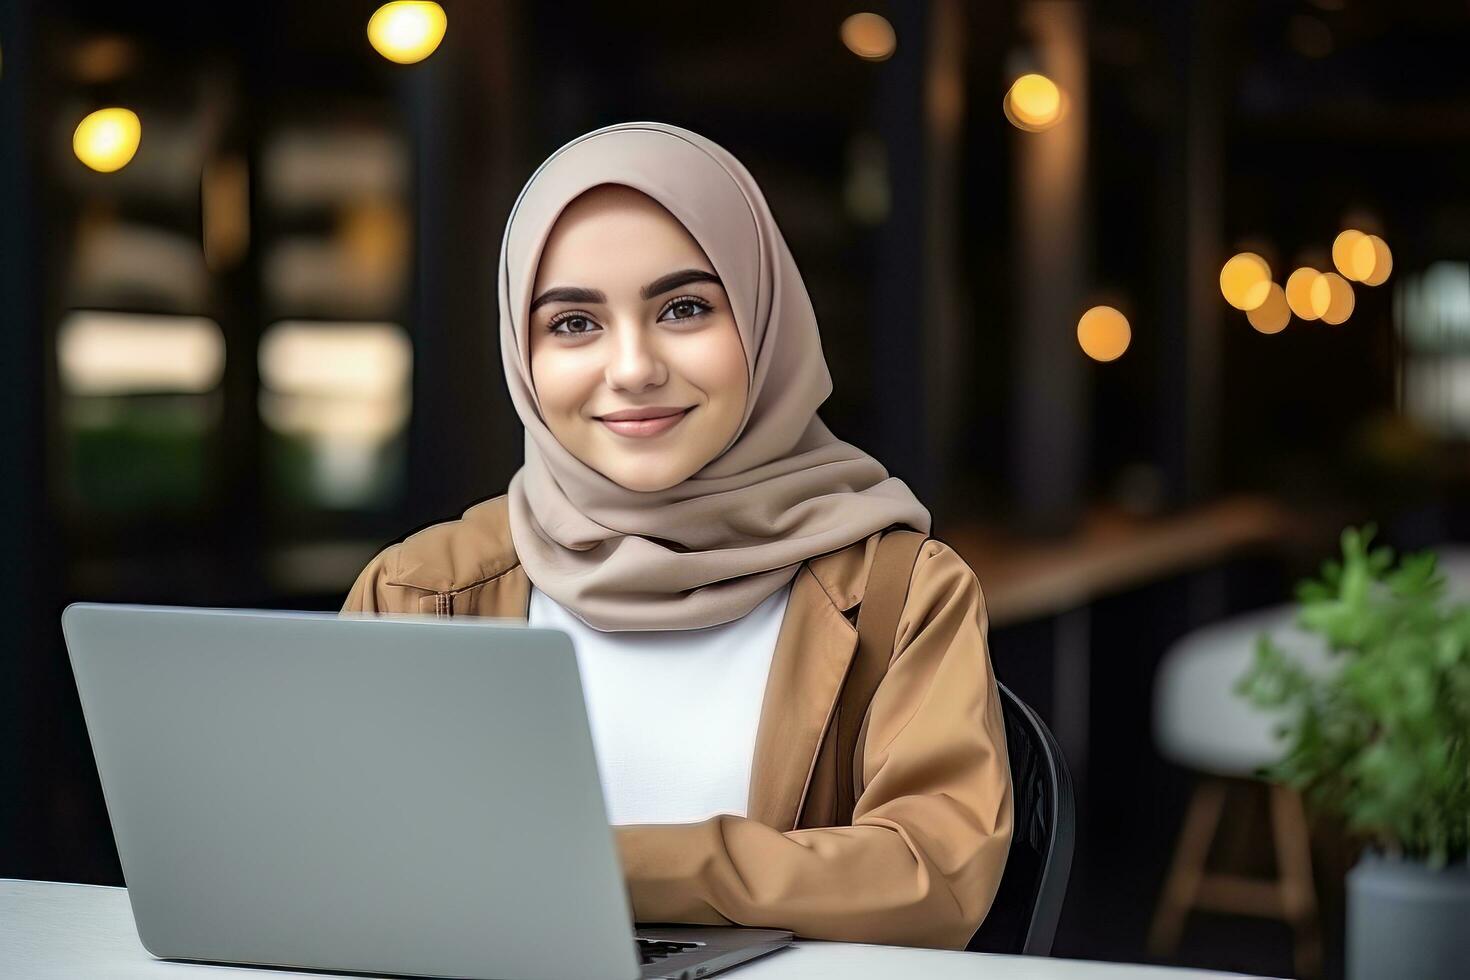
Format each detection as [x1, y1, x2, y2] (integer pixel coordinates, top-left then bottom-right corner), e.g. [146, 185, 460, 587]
[342, 122, 1012, 950]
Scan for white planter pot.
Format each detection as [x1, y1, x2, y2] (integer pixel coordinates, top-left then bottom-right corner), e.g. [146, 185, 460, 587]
[1347, 850, 1470, 980]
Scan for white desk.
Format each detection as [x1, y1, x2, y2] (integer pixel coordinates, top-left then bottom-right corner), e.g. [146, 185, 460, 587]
[2, 879, 1268, 980]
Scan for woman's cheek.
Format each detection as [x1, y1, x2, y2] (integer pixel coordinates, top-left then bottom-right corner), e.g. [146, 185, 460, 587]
[535, 350, 594, 417]
[684, 321, 747, 399]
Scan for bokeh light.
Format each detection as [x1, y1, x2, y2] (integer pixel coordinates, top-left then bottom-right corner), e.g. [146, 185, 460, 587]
[259, 321, 412, 508]
[1336, 230, 1393, 286]
[58, 312, 225, 394]
[840, 13, 897, 61]
[1360, 235, 1393, 286]
[1219, 252, 1272, 311]
[72, 107, 141, 173]
[1320, 272, 1356, 324]
[1286, 268, 1325, 320]
[1077, 306, 1131, 362]
[260, 321, 411, 398]
[367, 2, 447, 65]
[1246, 283, 1291, 334]
[1004, 73, 1064, 132]
[1332, 229, 1368, 279]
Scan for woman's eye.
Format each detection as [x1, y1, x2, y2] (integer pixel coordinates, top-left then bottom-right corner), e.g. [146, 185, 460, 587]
[549, 315, 598, 336]
[659, 297, 711, 322]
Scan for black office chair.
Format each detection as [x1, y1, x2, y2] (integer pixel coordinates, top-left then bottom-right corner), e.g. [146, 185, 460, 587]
[966, 682, 1075, 956]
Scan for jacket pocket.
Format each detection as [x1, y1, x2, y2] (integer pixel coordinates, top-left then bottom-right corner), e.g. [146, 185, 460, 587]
[418, 592, 453, 616]
[417, 582, 494, 618]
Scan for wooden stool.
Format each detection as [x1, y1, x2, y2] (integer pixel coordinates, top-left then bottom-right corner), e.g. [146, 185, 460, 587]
[1150, 605, 1330, 977]
[1148, 777, 1320, 978]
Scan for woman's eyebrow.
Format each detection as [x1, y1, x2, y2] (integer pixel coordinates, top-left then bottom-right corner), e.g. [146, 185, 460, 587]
[530, 285, 606, 313]
[641, 269, 723, 299]
[529, 271, 721, 312]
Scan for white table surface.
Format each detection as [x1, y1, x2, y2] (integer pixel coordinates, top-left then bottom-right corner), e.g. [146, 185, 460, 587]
[2, 879, 1270, 980]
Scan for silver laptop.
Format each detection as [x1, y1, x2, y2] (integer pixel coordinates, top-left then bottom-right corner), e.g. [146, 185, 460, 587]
[62, 603, 792, 980]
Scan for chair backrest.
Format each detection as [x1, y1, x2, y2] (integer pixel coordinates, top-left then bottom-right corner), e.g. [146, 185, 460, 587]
[966, 682, 1075, 956]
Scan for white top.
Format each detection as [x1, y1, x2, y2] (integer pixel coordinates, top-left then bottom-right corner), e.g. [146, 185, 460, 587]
[1, 880, 1270, 979]
[528, 581, 794, 826]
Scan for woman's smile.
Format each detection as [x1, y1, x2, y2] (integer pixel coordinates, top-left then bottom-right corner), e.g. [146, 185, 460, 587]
[596, 406, 694, 438]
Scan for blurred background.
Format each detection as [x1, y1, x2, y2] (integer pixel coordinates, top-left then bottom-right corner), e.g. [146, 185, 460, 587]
[3, 1, 1468, 977]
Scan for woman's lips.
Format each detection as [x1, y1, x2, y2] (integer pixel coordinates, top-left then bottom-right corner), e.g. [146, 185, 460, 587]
[597, 408, 691, 437]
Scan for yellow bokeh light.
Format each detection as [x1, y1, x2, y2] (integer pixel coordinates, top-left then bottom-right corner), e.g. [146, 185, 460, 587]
[1348, 237, 1378, 283]
[1285, 268, 1324, 321]
[1337, 232, 1393, 286]
[1004, 74, 1064, 132]
[1333, 229, 1369, 280]
[1309, 274, 1333, 318]
[1077, 305, 1131, 362]
[1009, 74, 1061, 123]
[1360, 235, 1392, 286]
[840, 13, 897, 61]
[1219, 252, 1272, 311]
[72, 107, 141, 173]
[367, 2, 447, 65]
[1319, 272, 1355, 324]
[1247, 282, 1290, 334]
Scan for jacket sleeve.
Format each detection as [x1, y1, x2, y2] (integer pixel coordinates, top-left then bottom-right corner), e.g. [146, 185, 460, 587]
[614, 540, 1013, 949]
[340, 545, 405, 614]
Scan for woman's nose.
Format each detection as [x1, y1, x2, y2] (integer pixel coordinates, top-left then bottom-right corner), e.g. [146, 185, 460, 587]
[604, 325, 667, 392]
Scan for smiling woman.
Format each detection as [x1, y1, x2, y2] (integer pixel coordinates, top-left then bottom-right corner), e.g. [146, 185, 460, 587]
[527, 184, 750, 493]
[342, 122, 1011, 950]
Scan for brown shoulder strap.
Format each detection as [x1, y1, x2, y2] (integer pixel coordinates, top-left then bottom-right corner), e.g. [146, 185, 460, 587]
[835, 528, 928, 825]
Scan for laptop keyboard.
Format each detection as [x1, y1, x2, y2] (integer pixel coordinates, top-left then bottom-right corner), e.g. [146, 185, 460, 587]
[636, 938, 702, 965]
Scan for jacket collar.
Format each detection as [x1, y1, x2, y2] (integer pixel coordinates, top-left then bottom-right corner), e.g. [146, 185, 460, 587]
[386, 495, 521, 594]
[744, 564, 857, 828]
[805, 530, 885, 615]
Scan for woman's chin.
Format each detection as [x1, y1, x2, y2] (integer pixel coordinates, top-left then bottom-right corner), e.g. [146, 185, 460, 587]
[591, 455, 699, 493]
[608, 467, 690, 493]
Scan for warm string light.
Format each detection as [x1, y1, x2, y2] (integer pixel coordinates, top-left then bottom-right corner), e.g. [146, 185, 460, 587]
[1331, 229, 1393, 286]
[1319, 272, 1355, 325]
[73, 107, 141, 173]
[367, 2, 447, 64]
[1332, 230, 1370, 280]
[840, 13, 897, 61]
[1220, 253, 1273, 311]
[1223, 227, 1391, 334]
[1247, 283, 1290, 334]
[1004, 73, 1065, 132]
[1360, 238, 1393, 286]
[1285, 267, 1327, 321]
[1077, 306, 1131, 362]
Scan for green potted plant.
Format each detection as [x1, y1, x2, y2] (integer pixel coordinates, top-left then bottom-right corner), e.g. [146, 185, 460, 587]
[1237, 526, 1470, 980]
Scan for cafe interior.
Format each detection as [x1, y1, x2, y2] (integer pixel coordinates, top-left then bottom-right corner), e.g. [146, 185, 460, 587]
[3, 2, 1469, 978]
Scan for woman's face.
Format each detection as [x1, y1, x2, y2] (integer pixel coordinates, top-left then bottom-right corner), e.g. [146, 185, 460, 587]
[528, 185, 749, 492]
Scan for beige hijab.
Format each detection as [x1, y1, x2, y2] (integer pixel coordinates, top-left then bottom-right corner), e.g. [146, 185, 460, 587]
[499, 121, 930, 632]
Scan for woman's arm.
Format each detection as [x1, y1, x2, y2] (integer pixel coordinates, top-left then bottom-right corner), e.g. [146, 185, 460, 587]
[341, 546, 404, 613]
[615, 540, 1013, 950]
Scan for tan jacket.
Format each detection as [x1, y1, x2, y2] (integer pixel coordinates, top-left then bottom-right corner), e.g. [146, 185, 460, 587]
[341, 495, 1013, 949]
